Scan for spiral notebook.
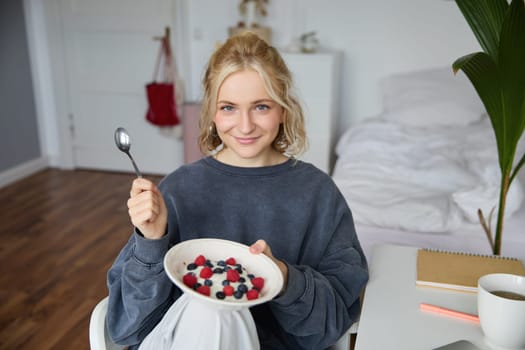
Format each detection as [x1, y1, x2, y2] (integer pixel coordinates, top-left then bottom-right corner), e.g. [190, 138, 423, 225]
[416, 248, 525, 292]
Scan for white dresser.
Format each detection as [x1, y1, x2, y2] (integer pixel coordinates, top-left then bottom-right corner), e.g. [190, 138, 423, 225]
[281, 51, 341, 174]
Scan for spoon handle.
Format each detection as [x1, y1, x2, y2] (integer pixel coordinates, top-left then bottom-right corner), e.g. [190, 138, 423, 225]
[126, 152, 143, 178]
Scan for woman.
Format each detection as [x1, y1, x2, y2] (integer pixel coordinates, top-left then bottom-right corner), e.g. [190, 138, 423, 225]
[107, 32, 368, 350]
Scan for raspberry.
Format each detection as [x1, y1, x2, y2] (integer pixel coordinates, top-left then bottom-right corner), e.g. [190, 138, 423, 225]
[251, 277, 265, 291]
[182, 273, 197, 288]
[223, 285, 234, 296]
[246, 289, 259, 300]
[184, 255, 265, 302]
[194, 255, 206, 266]
[226, 268, 240, 282]
[196, 285, 210, 296]
[225, 257, 236, 266]
[199, 266, 213, 279]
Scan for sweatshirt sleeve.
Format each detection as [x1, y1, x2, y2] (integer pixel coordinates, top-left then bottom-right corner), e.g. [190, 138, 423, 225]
[269, 190, 369, 349]
[106, 231, 177, 346]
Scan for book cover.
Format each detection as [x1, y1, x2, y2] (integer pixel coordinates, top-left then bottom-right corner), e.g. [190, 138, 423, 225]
[416, 249, 525, 292]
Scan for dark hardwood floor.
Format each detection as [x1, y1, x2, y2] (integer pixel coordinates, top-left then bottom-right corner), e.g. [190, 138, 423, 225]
[0, 168, 357, 350]
[0, 168, 163, 349]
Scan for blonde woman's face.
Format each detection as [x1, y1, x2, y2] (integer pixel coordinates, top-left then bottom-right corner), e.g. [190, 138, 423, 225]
[213, 70, 284, 167]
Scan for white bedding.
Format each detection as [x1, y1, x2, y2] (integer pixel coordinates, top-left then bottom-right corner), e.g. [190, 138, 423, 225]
[355, 206, 525, 263]
[333, 116, 524, 233]
[332, 66, 525, 262]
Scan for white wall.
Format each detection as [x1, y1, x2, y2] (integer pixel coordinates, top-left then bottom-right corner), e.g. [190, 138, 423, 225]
[178, 0, 480, 134]
[23, 0, 481, 174]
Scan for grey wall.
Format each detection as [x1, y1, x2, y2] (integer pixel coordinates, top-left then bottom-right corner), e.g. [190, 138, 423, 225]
[0, 0, 41, 172]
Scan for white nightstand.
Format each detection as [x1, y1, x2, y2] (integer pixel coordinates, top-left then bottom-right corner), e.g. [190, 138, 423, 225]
[281, 51, 341, 174]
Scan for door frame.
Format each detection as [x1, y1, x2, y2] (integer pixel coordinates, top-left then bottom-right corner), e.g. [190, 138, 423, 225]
[24, 0, 189, 170]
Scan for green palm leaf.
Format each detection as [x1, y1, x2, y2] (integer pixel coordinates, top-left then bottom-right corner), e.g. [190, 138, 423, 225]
[454, 0, 525, 255]
[499, 0, 525, 171]
[455, 0, 508, 63]
[452, 53, 505, 169]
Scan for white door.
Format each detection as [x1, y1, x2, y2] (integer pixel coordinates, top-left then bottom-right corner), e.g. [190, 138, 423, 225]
[59, 0, 183, 175]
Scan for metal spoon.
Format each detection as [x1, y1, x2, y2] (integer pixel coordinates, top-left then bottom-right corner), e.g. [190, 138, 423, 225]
[114, 127, 143, 178]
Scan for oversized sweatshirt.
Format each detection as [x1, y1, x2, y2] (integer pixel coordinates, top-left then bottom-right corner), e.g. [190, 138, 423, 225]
[106, 157, 369, 350]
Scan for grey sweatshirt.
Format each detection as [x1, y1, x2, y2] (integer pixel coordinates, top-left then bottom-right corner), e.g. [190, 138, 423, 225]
[107, 157, 369, 350]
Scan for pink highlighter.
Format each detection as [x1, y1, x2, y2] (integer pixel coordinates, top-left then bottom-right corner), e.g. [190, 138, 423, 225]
[420, 303, 480, 323]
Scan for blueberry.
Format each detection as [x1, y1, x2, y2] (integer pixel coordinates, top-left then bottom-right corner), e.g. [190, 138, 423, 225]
[204, 279, 213, 286]
[235, 267, 243, 274]
[222, 280, 230, 286]
[216, 291, 226, 300]
[234, 290, 244, 299]
[239, 277, 246, 283]
[247, 273, 255, 279]
[238, 284, 248, 293]
[193, 282, 202, 290]
[187, 263, 198, 270]
[213, 267, 224, 274]
[217, 260, 226, 266]
[205, 260, 214, 268]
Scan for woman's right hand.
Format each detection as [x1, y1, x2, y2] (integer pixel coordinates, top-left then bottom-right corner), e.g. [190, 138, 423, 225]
[127, 178, 168, 240]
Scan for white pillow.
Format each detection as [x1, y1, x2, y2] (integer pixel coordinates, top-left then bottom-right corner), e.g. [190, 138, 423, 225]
[380, 67, 486, 126]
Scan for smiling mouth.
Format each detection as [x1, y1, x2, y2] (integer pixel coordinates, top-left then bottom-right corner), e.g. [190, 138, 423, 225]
[235, 137, 259, 145]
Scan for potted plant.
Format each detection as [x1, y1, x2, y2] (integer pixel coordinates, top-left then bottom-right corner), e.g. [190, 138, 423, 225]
[453, 0, 525, 255]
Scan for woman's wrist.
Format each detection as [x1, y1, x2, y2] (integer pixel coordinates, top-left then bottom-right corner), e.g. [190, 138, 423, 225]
[276, 259, 288, 294]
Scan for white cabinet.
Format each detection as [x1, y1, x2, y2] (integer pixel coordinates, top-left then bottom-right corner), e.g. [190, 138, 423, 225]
[281, 51, 341, 174]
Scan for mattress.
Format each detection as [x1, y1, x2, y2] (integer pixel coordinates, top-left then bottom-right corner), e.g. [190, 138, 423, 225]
[355, 205, 525, 263]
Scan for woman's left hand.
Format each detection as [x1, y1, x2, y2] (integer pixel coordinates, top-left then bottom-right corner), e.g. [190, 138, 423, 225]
[250, 239, 288, 294]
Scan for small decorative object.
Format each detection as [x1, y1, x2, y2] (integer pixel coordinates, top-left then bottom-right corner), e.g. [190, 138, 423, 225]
[238, 0, 269, 27]
[453, 0, 525, 255]
[300, 31, 319, 53]
[229, 0, 271, 43]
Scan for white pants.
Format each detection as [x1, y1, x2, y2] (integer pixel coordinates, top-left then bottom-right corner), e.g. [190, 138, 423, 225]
[139, 294, 260, 350]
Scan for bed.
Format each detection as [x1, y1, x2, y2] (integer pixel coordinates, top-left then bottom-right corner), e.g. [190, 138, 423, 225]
[332, 67, 525, 262]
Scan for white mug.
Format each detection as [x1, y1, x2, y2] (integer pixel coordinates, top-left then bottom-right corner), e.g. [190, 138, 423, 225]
[477, 273, 525, 349]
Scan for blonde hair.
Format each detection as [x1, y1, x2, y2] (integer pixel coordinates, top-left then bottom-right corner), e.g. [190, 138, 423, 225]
[198, 32, 307, 156]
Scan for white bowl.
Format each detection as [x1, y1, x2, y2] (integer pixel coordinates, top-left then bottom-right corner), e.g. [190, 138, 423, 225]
[164, 238, 284, 309]
[477, 273, 525, 350]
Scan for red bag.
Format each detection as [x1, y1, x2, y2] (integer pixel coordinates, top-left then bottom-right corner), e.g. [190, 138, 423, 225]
[145, 37, 180, 126]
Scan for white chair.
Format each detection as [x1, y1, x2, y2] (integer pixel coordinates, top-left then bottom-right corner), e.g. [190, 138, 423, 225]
[89, 296, 356, 350]
[89, 296, 126, 350]
[332, 322, 358, 350]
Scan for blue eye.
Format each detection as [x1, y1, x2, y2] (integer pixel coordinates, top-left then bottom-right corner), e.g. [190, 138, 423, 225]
[255, 104, 270, 111]
[220, 105, 234, 112]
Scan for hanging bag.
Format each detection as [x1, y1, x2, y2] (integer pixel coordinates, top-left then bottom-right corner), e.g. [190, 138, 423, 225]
[145, 37, 181, 126]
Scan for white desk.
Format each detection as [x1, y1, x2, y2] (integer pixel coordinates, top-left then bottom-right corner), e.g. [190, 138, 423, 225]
[355, 244, 491, 350]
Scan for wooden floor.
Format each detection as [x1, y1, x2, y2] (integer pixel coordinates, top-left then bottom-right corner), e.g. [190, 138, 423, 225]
[0, 168, 356, 350]
[0, 168, 163, 350]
